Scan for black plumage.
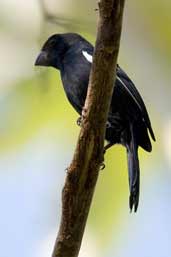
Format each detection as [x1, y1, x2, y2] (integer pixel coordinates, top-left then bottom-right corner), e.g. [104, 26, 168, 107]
[35, 33, 155, 212]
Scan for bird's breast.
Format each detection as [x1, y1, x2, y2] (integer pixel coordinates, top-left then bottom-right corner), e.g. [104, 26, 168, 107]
[61, 70, 88, 114]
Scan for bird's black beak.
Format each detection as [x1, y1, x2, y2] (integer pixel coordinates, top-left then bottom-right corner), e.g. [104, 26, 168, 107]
[35, 51, 49, 66]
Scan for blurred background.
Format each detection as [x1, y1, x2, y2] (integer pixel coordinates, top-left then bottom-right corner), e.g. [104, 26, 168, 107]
[0, 0, 171, 256]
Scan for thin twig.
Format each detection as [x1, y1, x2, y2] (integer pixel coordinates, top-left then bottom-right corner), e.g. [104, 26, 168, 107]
[38, 0, 95, 32]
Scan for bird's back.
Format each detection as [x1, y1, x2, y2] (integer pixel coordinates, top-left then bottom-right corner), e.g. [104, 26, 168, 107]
[60, 41, 155, 152]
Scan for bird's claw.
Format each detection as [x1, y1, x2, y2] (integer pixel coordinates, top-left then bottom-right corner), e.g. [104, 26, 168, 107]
[82, 107, 87, 117]
[99, 154, 105, 170]
[106, 121, 111, 129]
[100, 162, 105, 170]
[77, 117, 82, 126]
[65, 167, 69, 173]
[77, 108, 87, 126]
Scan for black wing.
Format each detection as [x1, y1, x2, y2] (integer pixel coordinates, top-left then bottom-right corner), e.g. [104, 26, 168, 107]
[116, 65, 156, 142]
[80, 46, 155, 144]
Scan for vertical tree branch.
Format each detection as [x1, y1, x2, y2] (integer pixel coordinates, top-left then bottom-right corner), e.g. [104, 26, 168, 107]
[52, 1, 125, 256]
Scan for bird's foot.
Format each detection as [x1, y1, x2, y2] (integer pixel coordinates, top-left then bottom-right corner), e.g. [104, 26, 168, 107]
[65, 167, 69, 175]
[106, 121, 111, 129]
[77, 108, 87, 126]
[77, 116, 82, 126]
[99, 154, 105, 170]
[103, 142, 114, 153]
[82, 107, 87, 118]
[100, 162, 105, 170]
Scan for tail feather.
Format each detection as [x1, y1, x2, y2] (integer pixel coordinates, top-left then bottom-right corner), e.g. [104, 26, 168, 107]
[127, 124, 140, 212]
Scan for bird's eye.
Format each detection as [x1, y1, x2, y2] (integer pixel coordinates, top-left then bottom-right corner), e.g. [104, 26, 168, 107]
[49, 39, 56, 47]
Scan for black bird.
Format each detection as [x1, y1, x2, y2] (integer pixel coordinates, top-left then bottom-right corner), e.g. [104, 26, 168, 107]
[35, 33, 155, 212]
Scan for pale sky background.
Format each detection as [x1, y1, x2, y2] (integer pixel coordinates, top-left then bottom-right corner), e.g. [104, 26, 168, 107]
[0, 1, 171, 257]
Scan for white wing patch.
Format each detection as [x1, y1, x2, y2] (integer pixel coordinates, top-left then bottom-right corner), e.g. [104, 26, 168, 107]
[81, 53, 142, 113]
[82, 51, 93, 63]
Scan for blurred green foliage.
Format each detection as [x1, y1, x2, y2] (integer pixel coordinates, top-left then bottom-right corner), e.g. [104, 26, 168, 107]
[0, 1, 170, 256]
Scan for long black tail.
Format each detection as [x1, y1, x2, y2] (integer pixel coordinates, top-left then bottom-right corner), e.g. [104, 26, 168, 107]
[127, 123, 140, 212]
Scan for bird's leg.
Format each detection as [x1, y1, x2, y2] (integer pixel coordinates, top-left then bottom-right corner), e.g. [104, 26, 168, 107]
[100, 162, 105, 170]
[100, 143, 113, 169]
[103, 142, 114, 154]
[82, 106, 87, 118]
[76, 107, 87, 127]
[77, 108, 106, 170]
[100, 154, 105, 170]
[106, 121, 111, 129]
[77, 116, 82, 126]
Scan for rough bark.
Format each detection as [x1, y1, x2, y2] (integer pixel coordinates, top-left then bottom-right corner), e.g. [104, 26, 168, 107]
[52, 1, 125, 256]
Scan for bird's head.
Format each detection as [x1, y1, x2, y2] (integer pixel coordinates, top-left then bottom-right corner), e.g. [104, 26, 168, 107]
[35, 33, 85, 70]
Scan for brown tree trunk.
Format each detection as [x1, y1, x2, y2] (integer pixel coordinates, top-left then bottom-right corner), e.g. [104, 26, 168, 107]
[52, 1, 125, 256]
